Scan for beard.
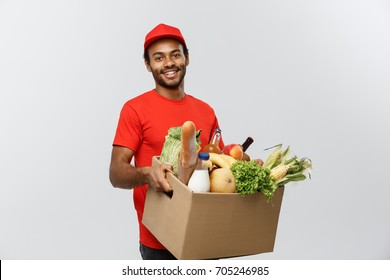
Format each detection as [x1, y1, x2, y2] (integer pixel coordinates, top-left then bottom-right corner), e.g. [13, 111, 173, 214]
[151, 65, 187, 89]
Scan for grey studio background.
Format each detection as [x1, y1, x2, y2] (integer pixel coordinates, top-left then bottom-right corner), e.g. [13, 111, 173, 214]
[1, 0, 389, 260]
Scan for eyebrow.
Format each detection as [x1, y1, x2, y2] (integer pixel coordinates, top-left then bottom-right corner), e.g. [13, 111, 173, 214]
[151, 49, 181, 57]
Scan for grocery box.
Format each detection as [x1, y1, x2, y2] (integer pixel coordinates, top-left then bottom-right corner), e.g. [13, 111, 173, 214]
[142, 157, 284, 260]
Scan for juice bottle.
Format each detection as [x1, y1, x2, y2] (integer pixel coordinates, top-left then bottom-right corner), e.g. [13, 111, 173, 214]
[203, 128, 222, 154]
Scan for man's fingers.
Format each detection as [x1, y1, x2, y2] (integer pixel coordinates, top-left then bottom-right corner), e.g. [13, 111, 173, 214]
[162, 181, 172, 192]
[148, 163, 173, 192]
[161, 163, 173, 173]
[160, 164, 173, 192]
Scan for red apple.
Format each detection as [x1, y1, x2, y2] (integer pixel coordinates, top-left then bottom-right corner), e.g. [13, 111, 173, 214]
[222, 144, 244, 160]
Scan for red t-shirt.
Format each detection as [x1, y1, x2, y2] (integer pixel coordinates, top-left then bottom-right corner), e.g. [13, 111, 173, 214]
[113, 89, 223, 249]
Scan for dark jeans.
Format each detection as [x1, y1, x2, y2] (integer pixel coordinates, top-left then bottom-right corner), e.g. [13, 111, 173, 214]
[139, 243, 177, 260]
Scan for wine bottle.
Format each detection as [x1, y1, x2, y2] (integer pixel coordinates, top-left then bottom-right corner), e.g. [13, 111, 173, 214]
[241, 136, 254, 152]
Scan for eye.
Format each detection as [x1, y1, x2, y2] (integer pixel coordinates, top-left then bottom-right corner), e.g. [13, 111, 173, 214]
[172, 53, 181, 59]
[154, 56, 163, 62]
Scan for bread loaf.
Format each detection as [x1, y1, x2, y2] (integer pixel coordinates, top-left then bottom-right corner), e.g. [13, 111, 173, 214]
[180, 121, 198, 168]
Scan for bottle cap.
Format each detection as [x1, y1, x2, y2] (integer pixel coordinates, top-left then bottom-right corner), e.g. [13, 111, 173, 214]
[198, 152, 210, 161]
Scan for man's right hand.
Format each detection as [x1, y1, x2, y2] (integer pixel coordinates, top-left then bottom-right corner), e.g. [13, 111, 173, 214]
[145, 163, 173, 193]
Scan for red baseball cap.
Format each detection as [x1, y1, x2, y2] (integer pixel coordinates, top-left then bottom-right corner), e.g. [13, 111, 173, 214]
[144, 23, 187, 51]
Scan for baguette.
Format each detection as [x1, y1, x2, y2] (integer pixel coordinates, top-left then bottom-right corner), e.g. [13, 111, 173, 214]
[180, 120, 198, 168]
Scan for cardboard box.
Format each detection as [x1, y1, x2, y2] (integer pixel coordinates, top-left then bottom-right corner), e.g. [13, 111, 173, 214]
[142, 157, 284, 260]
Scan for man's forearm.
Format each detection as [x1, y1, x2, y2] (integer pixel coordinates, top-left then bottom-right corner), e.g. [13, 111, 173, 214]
[109, 163, 151, 189]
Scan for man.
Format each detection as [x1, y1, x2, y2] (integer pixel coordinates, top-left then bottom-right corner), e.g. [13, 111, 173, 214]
[109, 23, 224, 260]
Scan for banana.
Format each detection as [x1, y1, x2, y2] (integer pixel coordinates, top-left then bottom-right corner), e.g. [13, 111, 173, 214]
[220, 154, 237, 166]
[204, 159, 213, 171]
[209, 153, 237, 168]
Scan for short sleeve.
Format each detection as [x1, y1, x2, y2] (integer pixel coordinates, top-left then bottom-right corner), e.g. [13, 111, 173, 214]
[112, 103, 143, 152]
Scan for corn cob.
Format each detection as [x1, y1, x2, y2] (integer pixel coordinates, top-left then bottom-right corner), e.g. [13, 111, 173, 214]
[263, 144, 312, 187]
[270, 164, 291, 181]
[273, 158, 312, 185]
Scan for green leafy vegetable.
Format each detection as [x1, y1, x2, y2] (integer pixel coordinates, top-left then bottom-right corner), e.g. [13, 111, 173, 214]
[231, 160, 277, 201]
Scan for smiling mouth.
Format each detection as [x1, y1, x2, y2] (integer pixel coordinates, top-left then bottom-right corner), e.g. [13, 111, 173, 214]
[162, 68, 180, 78]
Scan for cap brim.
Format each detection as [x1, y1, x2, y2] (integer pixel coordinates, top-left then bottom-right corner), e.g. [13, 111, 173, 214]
[144, 35, 186, 51]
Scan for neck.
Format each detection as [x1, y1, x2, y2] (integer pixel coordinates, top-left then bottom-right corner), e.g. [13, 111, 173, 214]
[155, 83, 185, 100]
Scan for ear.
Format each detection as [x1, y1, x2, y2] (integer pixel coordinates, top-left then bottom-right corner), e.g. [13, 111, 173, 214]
[185, 54, 190, 66]
[144, 60, 152, 72]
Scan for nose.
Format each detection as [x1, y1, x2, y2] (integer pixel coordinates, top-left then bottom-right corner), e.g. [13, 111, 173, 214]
[164, 56, 175, 68]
